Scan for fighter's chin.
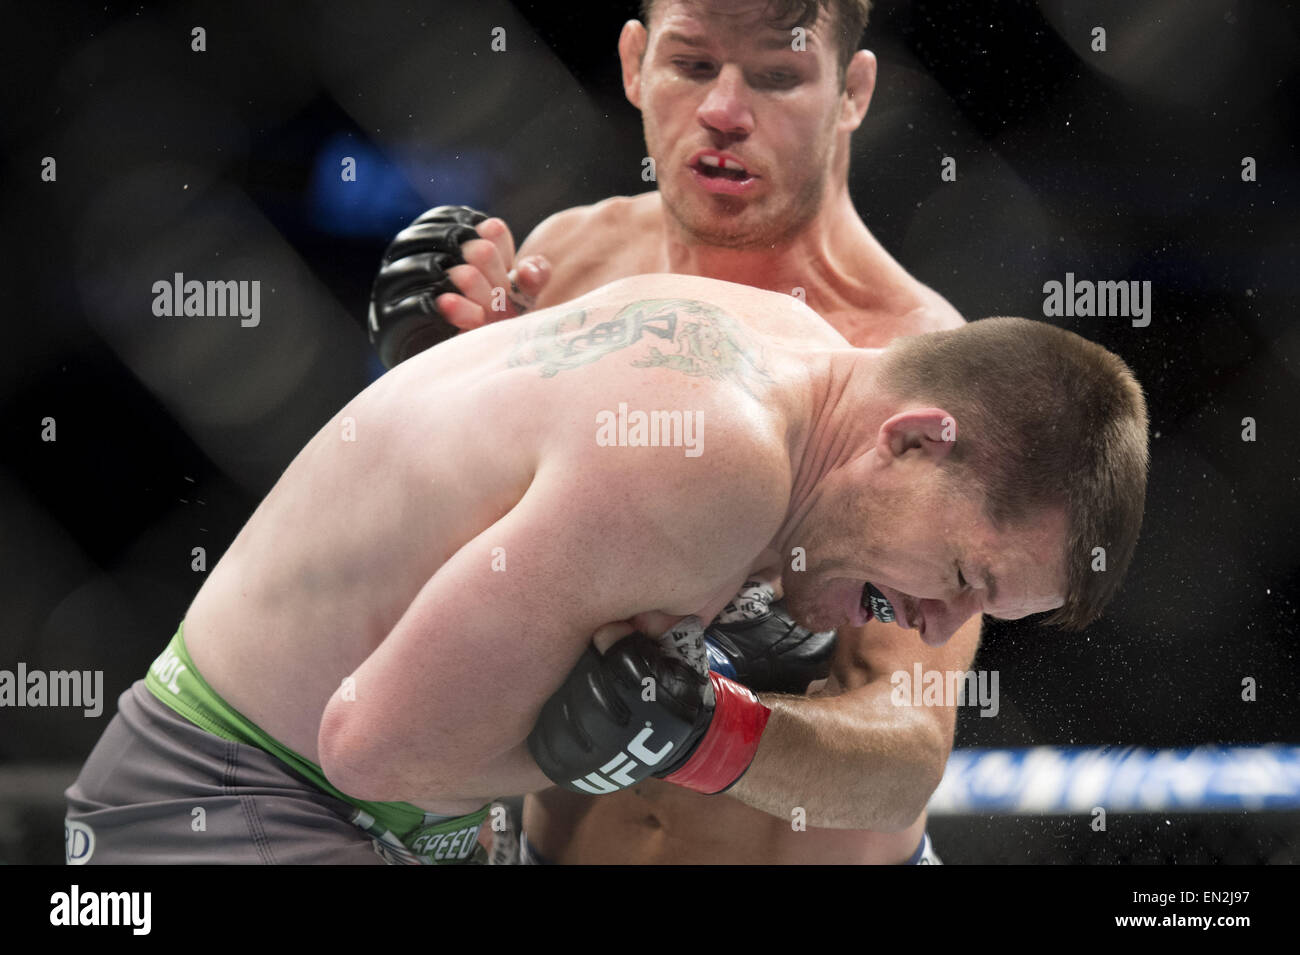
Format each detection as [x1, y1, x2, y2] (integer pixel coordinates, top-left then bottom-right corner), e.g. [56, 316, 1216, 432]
[678, 212, 769, 250]
[668, 191, 774, 248]
[782, 589, 844, 634]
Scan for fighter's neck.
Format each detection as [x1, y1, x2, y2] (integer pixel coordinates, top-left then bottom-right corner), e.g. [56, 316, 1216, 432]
[658, 192, 894, 311]
[772, 348, 886, 556]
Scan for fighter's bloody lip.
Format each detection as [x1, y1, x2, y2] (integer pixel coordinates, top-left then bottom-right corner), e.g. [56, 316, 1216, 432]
[689, 166, 759, 195]
[688, 150, 758, 195]
[691, 149, 751, 173]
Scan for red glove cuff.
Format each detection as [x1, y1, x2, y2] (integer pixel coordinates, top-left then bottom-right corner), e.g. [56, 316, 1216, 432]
[662, 672, 771, 795]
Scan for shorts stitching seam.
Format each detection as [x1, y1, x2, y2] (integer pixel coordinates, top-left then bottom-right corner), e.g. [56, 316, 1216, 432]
[226, 740, 277, 864]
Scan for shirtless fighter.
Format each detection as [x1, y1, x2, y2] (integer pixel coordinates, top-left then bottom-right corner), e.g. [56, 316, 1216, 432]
[368, 0, 976, 863]
[65, 273, 1148, 864]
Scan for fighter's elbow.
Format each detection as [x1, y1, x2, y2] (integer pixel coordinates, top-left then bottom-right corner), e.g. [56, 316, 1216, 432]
[317, 703, 402, 802]
[870, 727, 948, 831]
[317, 701, 474, 804]
[866, 782, 935, 834]
[868, 778, 932, 832]
[895, 725, 950, 824]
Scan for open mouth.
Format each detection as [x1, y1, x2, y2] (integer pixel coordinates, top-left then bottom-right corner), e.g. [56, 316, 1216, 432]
[693, 155, 751, 181]
[688, 152, 758, 194]
[860, 582, 897, 623]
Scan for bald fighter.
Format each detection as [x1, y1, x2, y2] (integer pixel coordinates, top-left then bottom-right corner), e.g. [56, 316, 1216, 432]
[65, 274, 1148, 864]
[371, 0, 978, 863]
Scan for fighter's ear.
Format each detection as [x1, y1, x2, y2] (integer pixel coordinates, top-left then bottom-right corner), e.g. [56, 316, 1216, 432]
[619, 20, 649, 109]
[839, 49, 877, 131]
[875, 407, 957, 463]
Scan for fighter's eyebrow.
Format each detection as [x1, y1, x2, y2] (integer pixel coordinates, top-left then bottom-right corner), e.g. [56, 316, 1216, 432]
[757, 34, 810, 50]
[660, 30, 811, 56]
[661, 31, 712, 49]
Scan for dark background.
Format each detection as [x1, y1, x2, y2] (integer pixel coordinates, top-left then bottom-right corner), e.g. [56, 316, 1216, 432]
[1, 0, 1297, 863]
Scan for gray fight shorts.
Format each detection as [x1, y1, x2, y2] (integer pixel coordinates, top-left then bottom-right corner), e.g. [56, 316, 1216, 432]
[64, 680, 387, 865]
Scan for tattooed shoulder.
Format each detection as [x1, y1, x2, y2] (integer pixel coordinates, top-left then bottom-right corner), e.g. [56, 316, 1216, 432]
[506, 298, 773, 397]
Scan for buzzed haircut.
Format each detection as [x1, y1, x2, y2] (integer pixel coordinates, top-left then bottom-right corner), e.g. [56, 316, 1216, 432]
[879, 316, 1150, 630]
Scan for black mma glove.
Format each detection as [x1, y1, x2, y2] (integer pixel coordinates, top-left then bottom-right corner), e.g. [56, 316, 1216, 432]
[705, 580, 836, 694]
[368, 205, 488, 368]
[527, 620, 771, 797]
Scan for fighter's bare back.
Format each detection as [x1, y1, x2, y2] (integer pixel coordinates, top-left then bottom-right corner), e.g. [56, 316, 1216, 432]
[483, 193, 967, 862]
[183, 273, 847, 812]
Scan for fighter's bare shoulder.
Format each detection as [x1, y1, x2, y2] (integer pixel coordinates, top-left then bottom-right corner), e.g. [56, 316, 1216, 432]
[901, 282, 965, 332]
[518, 194, 662, 270]
[523, 192, 659, 241]
[536, 383, 792, 601]
[508, 289, 791, 588]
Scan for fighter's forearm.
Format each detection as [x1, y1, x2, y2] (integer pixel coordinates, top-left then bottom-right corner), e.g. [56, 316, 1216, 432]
[402, 746, 552, 816]
[323, 711, 551, 813]
[726, 685, 946, 831]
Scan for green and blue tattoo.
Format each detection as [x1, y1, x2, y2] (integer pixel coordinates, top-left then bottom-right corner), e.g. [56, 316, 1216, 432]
[507, 298, 773, 398]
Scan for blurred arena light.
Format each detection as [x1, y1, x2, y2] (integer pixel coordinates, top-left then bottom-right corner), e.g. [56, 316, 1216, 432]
[930, 745, 1300, 814]
[1036, 0, 1297, 111]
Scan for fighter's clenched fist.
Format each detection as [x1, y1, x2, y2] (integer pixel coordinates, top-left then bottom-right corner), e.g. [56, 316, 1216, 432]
[528, 620, 772, 798]
[368, 205, 551, 367]
[705, 580, 838, 695]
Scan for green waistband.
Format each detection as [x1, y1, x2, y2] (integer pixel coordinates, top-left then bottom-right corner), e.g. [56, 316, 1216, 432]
[144, 624, 488, 864]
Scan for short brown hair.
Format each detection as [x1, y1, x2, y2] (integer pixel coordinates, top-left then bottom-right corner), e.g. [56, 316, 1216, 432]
[878, 317, 1150, 630]
[638, 0, 873, 81]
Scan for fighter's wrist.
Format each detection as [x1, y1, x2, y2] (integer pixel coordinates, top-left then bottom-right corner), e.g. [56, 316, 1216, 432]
[658, 672, 771, 795]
